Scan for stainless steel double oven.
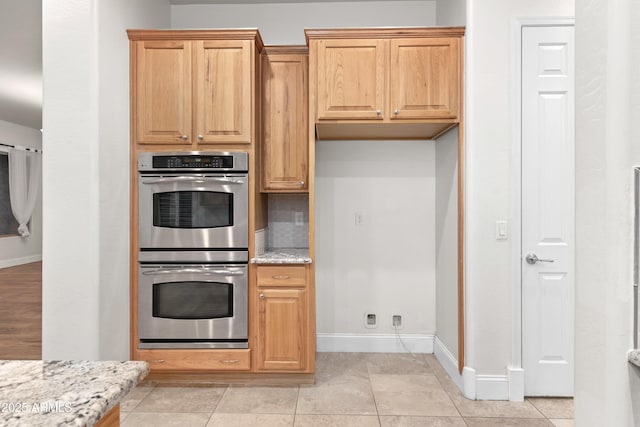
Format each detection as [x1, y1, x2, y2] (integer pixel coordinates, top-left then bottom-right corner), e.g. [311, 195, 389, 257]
[137, 151, 249, 349]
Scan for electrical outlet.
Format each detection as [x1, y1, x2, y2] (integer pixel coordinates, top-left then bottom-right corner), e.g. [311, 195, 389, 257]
[354, 211, 363, 226]
[392, 315, 402, 329]
[364, 313, 377, 328]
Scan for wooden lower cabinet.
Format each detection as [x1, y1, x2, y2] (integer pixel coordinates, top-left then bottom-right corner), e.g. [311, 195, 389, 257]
[255, 265, 310, 372]
[135, 349, 251, 372]
[96, 405, 120, 427]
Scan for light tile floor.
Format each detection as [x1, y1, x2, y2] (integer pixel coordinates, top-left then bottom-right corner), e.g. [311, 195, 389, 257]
[120, 353, 574, 427]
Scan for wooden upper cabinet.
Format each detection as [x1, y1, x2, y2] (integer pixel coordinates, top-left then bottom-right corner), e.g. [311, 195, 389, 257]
[261, 47, 309, 192]
[135, 40, 193, 145]
[390, 37, 460, 120]
[195, 40, 253, 144]
[128, 30, 263, 146]
[316, 39, 386, 120]
[306, 27, 464, 140]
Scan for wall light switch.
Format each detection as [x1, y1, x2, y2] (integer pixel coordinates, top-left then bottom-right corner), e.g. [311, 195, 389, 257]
[354, 211, 363, 226]
[496, 220, 508, 240]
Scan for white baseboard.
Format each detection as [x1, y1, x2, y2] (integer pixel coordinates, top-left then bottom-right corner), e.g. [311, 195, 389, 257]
[433, 336, 476, 399]
[476, 375, 510, 400]
[433, 337, 512, 401]
[508, 366, 525, 401]
[0, 254, 42, 269]
[316, 333, 434, 353]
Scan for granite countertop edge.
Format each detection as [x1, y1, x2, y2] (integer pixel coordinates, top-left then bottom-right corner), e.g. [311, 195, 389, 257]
[0, 360, 149, 427]
[628, 350, 640, 368]
[251, 248, 312, 264]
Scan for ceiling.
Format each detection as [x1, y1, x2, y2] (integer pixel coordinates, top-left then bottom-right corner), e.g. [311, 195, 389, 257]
[0, 0, 401, 130]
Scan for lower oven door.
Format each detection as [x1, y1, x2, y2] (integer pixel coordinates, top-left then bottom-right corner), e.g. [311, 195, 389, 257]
[138, 264, 248, 348]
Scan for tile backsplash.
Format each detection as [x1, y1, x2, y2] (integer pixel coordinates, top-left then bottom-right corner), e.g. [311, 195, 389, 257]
[267, 194, 309, 249]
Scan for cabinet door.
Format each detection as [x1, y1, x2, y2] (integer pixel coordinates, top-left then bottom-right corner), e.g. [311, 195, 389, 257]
[135, 40, 192, 145]
[262, 53, 308, 191]
[389, 38, 460, 120]
[316, 39, 386, 120]
[257, 287, 307, 371]
[194, 40, 252, 144]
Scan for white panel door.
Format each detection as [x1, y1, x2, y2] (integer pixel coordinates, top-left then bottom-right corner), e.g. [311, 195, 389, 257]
[522, 25, 575, 397]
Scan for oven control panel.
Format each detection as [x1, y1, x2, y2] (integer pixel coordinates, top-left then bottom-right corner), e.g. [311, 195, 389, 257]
[154, 155, 233, 169]
[138, 151, 248, 172]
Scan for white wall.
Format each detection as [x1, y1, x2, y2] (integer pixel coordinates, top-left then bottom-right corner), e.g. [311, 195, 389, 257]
[435, 130, 458, 356]
[574, 0, 640, 424]
[315, 141, 436, 340]
[171, 1, 436, 44]
[0, 119, 42, 268]
[42, 0, 170, 360]
[436, 0, 465, 27]
[464, 0, 574, 375]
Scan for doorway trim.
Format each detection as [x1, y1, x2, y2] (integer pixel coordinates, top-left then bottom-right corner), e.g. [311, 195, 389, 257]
[510, 16, 575, 401]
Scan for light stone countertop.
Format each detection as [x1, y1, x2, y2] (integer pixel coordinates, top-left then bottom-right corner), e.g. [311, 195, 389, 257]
[629, 350, 640, 368]
[251, 248, 311, 264]
[0, 360, 148, 427]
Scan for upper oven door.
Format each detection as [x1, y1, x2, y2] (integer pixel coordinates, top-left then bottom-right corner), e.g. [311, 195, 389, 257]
[139, 174, 248, 249]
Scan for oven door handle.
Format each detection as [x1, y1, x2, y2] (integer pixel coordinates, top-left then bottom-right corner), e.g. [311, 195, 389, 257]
[140, 176, 246, 185]
[142, 268, 245, 276]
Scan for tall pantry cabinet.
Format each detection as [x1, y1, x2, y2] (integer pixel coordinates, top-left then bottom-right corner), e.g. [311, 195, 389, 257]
[128, 29, 270, 376]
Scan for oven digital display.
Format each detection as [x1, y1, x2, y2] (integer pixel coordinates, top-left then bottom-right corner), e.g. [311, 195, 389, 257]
[152, 155, 234, 169]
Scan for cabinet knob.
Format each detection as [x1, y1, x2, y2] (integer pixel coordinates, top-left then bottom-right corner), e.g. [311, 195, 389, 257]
[197, 134, 204, 140]
[394, 109, 400, 115]
[376, 109, 381, 116]
[300, 181, 305, 186]
[180, 134, 188, 141]
[259, 293, 264, 299]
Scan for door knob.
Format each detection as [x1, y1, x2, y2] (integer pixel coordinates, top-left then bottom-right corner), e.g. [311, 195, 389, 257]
[525, 253, 554, 265]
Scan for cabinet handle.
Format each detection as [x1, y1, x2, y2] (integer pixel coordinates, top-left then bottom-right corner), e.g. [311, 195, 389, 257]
[150, 359, 165, 364]
[272, 275, 290, 280]
[394, 109, 399, 115]
[180, 134, 188, 141]
[376, 109, 381, 116]
[220, 359, 240, 364]
[197, 134, 204, 140]
[259, 293, 265, 299]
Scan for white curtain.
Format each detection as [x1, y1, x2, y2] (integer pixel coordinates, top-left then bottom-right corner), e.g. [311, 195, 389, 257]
[8, 147, 41, 237]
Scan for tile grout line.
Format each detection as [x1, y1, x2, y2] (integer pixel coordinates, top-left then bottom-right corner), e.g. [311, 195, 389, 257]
[425, 354, 469, 422]
[365, 361, 383, 426]
[203, 383, 229, 427]
[292, 385, 300, 426]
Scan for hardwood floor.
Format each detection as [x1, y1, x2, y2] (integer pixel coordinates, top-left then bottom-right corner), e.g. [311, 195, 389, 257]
[0, 261, 41, 359]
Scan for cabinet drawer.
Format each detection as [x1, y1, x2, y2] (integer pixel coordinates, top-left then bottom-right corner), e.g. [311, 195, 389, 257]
[256, 266, 307, 286]
[137, 349, 251, 371]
